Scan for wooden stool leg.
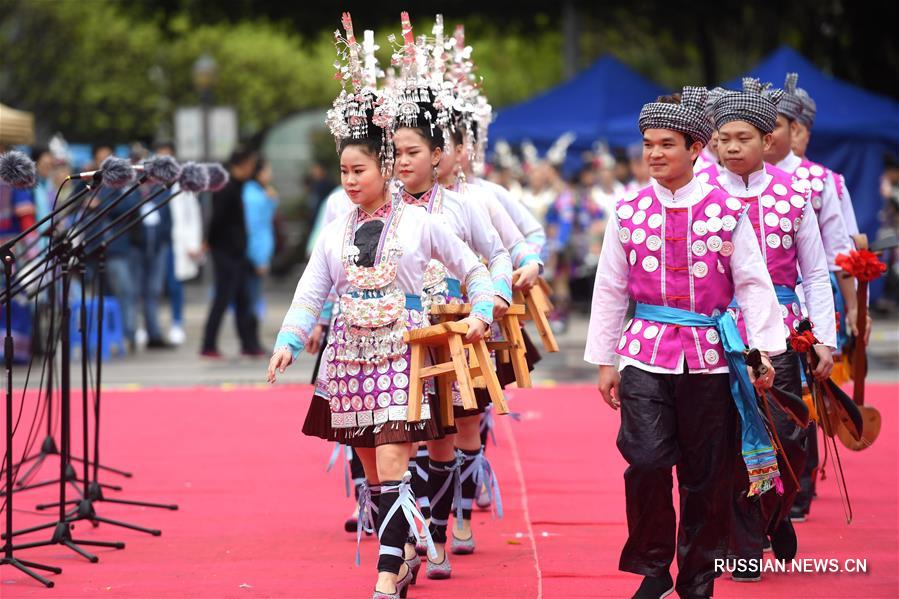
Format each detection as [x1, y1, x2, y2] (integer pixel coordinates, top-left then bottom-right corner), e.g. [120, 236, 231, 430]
[448, 334, 477, 411]
[502, 314, 532, 388]
[437, 345, 455, 428]
[407, 342, 425, 423]
[527, 292, 559, 353]
[469, 340, 509, 415]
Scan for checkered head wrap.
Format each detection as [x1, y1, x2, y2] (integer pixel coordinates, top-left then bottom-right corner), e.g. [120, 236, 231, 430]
[796, 88, 817, 128]
[712, 77, 782, 133]
[764, 72, 803, 122]
[704, 87, 727, 125]
[638, 86, 713, 146]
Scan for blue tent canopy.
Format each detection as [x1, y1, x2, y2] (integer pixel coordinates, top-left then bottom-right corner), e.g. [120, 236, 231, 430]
[727, 46, 899, 299]
[488, 55, 666, 158]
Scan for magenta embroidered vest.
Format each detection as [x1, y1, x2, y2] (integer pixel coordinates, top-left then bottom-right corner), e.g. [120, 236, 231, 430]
[694, 161, 720, 186]
[729, 166, 807, 340]
[791, 158, 830, 214]
[615, 185, 745, 370]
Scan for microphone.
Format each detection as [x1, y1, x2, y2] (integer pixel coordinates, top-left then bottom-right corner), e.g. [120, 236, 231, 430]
[0, 151, 37, 188]
[202, 163, 229, 191]
[135, 155, 182, 186]
[179, 162, 210, 193]
[66, 156, 136, 188]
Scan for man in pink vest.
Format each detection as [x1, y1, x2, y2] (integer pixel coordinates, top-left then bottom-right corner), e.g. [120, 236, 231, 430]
[585, 87, 786, 599]
[712, 78, 837, 581]
[762, 74, 860, 522]
[792, 87, 860, 239]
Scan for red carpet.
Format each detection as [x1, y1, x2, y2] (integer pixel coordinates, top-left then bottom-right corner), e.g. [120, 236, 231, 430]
[1, 383, 896, 598]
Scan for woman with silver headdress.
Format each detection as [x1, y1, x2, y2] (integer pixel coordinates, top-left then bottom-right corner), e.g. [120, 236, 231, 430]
[267, 14, 495, 599]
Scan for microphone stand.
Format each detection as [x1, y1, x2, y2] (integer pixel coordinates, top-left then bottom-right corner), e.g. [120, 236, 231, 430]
[1, 247, 62, 587]
[2, 238, 125, 563]
[6, 208, 133, 494]
[32, 185, 183, 529]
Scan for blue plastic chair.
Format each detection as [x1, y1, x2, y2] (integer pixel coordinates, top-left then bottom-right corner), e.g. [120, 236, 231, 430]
[70, 297, 126, 360]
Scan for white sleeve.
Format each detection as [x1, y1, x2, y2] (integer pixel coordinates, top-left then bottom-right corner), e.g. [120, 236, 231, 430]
[730, 216, 787, 355]
[480, 192, 525, 251]
[464, 199, 513, 304]
[274, 235, 335, 359]
[817, 178, 853, 270]
[795, 204, 837, 349]
[584, 218, 630, 365]
[488, 180, 545, 237]
[835, 174, 860, 237]
[427, 214, 495, 324]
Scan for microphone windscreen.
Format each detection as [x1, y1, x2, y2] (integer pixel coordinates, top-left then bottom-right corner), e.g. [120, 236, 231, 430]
[0, 151, 37, 188]
[144, 155, 182, 186]
[100, 156, 136, 188]
[202, 163, 229, 192]
[179, 162, 209, 193]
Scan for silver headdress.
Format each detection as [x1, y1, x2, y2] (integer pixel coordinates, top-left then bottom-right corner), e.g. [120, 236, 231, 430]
[546, 132, 577, 166]
[388, 12, 443, 136]
[440, 22, 493, 175]
[326, 12, 395, 176]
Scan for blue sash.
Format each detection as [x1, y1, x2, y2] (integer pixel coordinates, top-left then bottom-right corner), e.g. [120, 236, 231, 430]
[446, 278, 463, 300]
[830, 272, 847, 351]
[728, 284, 798, 311]
[404, 294, 423, 311]
[634, 303, 782, 496]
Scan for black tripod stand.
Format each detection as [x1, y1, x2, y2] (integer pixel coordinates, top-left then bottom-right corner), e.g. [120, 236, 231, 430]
[8, 186, 131, 493]
[4, 244, 123, 498]
[1, 248, 62, 587]
[34, 246, 175, 534]
[4, 240, 126, 562]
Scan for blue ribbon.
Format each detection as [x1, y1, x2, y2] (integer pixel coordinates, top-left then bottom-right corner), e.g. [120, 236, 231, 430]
[325, 443, 354, 498]
[830, 272, 847, 351]
[729, 284, 798, 311]
[445, 278, 463, 300]
[404, 293, 423, 311]
[634, 303, 782, 496]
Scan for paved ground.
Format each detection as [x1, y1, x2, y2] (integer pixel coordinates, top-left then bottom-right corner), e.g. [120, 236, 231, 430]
[17, 275, 899, 389]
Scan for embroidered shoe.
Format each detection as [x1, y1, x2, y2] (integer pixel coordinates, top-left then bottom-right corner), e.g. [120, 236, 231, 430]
[372, 565, 413, 599]
[450, 532, 475, 555]
[475, 481, 492, 510]
[426, 553, 452, 580]
[415, 536, 428, 556]
[405, 553, 421, 585]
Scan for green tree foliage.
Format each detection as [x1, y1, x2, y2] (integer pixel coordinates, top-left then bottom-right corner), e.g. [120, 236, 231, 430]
[164, 17, 336, 134]
[0, 0, 166, 140]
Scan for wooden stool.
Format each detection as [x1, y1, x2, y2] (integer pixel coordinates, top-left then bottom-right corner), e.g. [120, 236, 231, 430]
[432, 303, 532, 388]
[512, 277, 559, 353]
[404, 322, 508, 427]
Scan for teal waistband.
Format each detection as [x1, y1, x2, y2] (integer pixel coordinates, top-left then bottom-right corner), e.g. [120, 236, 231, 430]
[729, 284, 798, 310]
[405, 294, 423, 311]
[446, 278, 463, 299]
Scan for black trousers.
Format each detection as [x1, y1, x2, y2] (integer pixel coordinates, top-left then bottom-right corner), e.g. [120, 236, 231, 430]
[730, 351, 808, 559]
[201, 250, 259, 352]
[617, 366, 736, 599]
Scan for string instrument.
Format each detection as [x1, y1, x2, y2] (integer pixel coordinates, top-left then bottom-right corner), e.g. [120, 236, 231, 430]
[836, 234, 882, 450]
[795, 319, 859, 523]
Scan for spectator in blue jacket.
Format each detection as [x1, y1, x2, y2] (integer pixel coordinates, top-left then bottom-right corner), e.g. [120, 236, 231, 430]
[242, 158, 277, 320]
